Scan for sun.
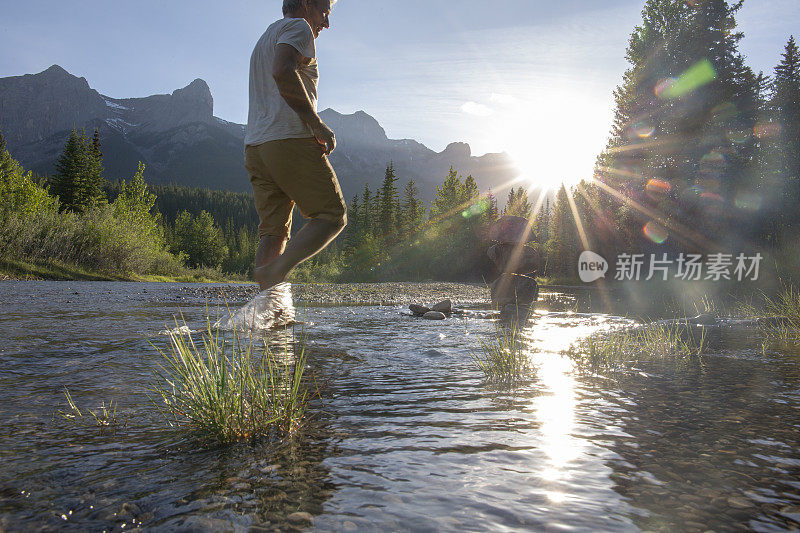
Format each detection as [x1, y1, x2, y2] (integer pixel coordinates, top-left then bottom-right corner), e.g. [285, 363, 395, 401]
[479, 93, 606, 192]
[503, 135, 591, 192]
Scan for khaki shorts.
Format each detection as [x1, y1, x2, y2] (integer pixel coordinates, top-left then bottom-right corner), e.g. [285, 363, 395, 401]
[245, 138, 347, 239]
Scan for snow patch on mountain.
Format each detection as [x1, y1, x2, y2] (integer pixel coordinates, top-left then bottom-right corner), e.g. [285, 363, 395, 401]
[103, 97, 129, 111]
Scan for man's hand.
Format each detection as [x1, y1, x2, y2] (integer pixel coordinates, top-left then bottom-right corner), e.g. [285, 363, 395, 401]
[311, 122, 336, 155]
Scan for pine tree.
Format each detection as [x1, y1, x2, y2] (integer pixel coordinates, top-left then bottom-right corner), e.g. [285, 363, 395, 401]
[772, 36, 800, 227]
[462, 175, 479, 202]
[377, 162, 399, 238]
[595, 0, 761, 247]
[51, 129, 106, 212]
[360, 183, 374, 237]
[51, 130, 88, 212]
[548, 185, 577, 277]
[400, 179, 425, 233]
[485, 190, 499, 222]
[503, 186, 533, 218]
[85, 128, 106, 206]
[430, 166, 464, 219]
[535, 197, 551, 243]
[345, 194, 362, 248]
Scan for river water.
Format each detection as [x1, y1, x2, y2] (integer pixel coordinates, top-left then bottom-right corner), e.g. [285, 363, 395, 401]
[0, 281, 799, 532]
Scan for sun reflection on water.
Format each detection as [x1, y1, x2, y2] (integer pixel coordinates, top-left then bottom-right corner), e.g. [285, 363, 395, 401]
[522, 316, 622, 494]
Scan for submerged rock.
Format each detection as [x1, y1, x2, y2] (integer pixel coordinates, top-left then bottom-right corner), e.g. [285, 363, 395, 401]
[409, 304, 431, 316]
[423, 311, 446, 320]
[431, 299, 452, 314]
[690, 313, 717, 326]
[287, 512, 313, 525]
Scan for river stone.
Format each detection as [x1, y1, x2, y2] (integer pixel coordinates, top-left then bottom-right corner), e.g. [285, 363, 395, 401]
[287, 512, 313, 525]
[487, 243, 538, 274]
[488, 215, 535, 244]
[691, 313, 717, 325]
[431, 300, 452, 314]
[409, 304, 430, 316]
[423, 311, 446, 320]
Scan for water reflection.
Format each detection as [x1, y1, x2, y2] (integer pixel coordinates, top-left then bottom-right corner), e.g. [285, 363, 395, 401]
[1, 282, 799, 531]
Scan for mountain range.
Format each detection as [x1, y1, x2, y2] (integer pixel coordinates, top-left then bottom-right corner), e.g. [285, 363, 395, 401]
[0, 65, 520, 202]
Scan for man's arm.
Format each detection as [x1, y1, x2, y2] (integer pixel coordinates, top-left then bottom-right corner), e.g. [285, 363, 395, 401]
[272, 43, 336, 155]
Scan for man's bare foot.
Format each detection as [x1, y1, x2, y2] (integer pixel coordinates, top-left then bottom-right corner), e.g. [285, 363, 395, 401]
[253, 263, 287, 291]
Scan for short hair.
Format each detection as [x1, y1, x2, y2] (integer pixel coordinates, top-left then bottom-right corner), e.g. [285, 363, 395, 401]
[282, 0, 335, 16]
[282, 0, 303, 15]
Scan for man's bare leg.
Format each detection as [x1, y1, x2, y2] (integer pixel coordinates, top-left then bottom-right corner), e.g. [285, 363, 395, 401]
[255, 235, 287, 269]
[254, 218, 344, 291]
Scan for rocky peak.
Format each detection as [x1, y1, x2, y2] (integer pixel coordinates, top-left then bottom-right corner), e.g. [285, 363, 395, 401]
[172, 78, 213, 116]
[441, 142, 472, 160]
[320, 108, 387, 147]
[120, 78, 215, 132]
[0, 65, 106, 145]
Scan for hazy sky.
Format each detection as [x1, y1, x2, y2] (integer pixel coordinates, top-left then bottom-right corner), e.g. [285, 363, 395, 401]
[1, 0, 797, 185]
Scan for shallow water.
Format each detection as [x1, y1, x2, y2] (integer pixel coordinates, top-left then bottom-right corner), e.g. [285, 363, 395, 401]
[0, 281, 799, 532]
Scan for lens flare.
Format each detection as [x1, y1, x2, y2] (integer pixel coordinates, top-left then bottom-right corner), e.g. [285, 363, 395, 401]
[646, 178, 671, 201]
[631, 121, 656, 139]
[658, 59, 717, 99]
[754, 122, 781, 139]
[701, 191, 724, 203]
[655, 77, 677, 98]
[700, 150, 726, 165]
[462, 199, 489, 218]
[643, 221, 669, 244]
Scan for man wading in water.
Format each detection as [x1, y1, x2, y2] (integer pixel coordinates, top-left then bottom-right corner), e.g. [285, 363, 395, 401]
[245, 0, 346, 291]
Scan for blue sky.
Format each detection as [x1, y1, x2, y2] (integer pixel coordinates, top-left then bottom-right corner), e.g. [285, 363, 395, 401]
[1, 0, 797, 185]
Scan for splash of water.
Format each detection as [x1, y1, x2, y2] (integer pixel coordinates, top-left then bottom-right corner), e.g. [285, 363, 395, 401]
[214, 283, 296, 332]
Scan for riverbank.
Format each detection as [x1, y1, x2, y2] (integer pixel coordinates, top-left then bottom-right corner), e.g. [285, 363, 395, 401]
[0, 257, 241, 284]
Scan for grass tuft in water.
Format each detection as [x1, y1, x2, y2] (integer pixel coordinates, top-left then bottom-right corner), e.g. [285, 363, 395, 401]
[59, 387, 121, 433]
[735, 285, 800, 343]
[566, 323, 706, 373]
[150, 320, 313, 444]
[760, 285, 800, 341]
[471, 325, 534, 382]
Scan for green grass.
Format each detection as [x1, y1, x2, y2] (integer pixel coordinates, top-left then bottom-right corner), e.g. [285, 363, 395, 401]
[757, 285, 800, 342]
[732, 285, 800, 343]
[0, 256, 128, 281]
[566, 323, 707, 373]
[150, 319, 314, 444]
[0, 256, 238, 283]
[471, 325, 535, 382]
[58, 388, 122, 434]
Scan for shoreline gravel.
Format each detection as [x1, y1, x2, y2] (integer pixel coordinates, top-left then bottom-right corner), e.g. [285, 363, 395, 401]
[178, 282, 493, 306]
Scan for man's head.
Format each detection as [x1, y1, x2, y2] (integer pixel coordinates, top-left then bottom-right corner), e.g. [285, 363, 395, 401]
[283, 0, 335, 38]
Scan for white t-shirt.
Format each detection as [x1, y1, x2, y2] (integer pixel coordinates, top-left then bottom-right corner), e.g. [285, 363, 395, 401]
[245, 18, 318, 146]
